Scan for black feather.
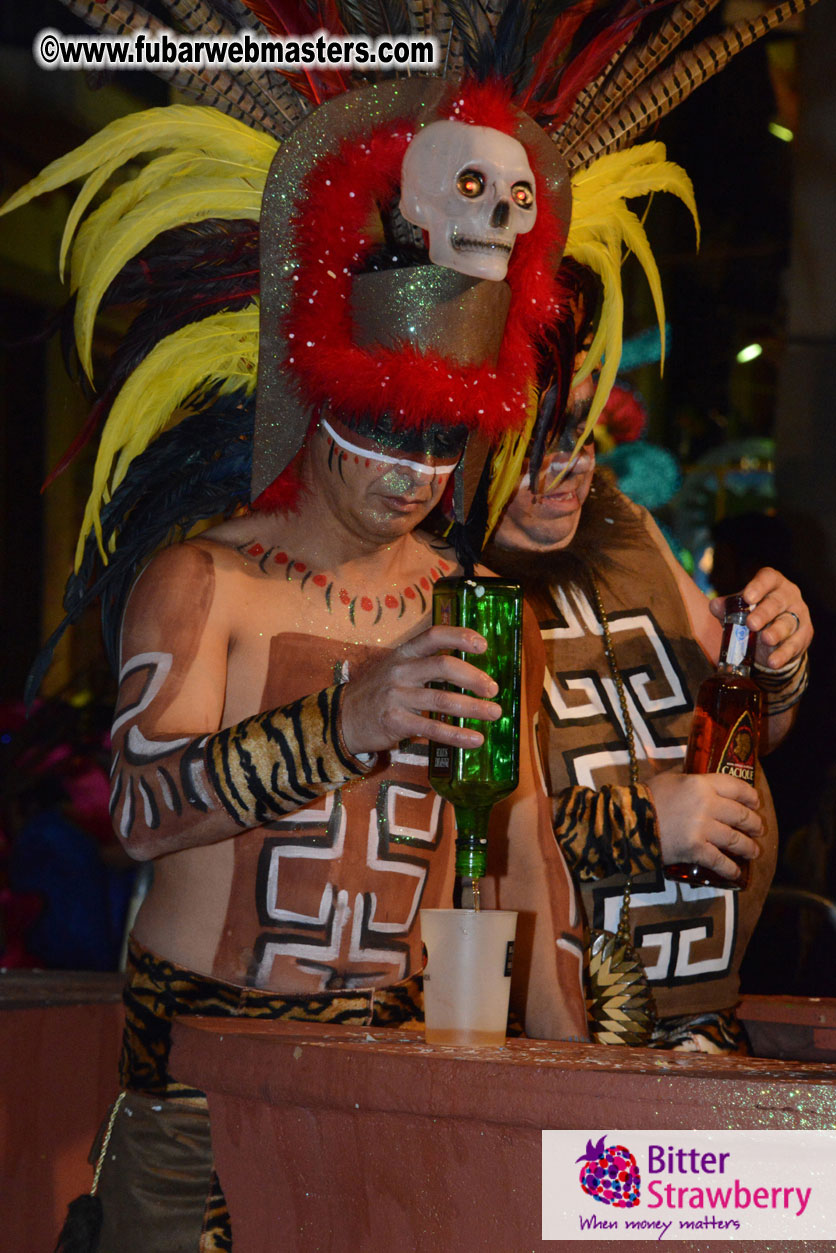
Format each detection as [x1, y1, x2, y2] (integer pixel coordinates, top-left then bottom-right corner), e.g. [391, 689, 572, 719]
[440, 0, 497, 76]
[527, 379, 559, 488]
[100, 219, 260, 400]
[511, 0, 578, 92]
[337, 0, 409, 37]
[210, 0, 264, 26]
[444, 451, 492, 575]
[493, 0, 533, 85]
[26, 392, 254, 706]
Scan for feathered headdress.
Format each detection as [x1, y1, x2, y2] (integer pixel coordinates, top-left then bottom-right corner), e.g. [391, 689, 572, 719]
[1, 0, 818, 695]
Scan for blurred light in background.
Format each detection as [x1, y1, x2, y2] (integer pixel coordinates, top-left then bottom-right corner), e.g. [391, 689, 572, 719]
[736, 342, 764, 364]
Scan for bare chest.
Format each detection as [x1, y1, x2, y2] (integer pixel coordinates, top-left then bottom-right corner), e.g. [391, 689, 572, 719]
[221, 561, 443, 721]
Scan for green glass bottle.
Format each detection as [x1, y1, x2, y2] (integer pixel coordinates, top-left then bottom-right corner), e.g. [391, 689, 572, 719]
[428, 577, 523, 882]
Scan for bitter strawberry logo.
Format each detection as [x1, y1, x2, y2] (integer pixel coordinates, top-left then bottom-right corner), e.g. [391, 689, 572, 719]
[577, 1135, 641, 1207]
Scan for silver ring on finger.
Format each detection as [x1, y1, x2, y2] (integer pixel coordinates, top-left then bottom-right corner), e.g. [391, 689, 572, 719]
[782, 609, 801, 634]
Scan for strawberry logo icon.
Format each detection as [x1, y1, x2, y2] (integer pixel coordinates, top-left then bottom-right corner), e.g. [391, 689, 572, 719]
[576, 1135, 641, 1207]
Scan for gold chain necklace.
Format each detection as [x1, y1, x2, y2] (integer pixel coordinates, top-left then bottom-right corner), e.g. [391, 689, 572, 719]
[590, 576, 639, 787]
[585, 575, 658, 1045]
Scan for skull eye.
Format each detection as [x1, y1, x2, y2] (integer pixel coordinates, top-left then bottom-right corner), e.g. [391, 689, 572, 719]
[511, 181, 535, 210]
[456, 169, 485, 199]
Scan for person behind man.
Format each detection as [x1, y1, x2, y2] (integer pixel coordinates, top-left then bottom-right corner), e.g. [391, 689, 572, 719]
[489, 259, 812, 1053]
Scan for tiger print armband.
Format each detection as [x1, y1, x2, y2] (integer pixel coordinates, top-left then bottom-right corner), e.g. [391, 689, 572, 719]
[553, 783, 661, 882]
[205, 683, 376, 827]
[753, 650, 809, 716]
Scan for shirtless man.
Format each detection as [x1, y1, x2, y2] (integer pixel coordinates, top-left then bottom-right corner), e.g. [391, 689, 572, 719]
[91, 407, 587, 1248]
[115, 411, 583, 1025]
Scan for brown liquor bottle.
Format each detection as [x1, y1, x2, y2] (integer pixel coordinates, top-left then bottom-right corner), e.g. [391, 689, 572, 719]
[665, 594, 762, 891]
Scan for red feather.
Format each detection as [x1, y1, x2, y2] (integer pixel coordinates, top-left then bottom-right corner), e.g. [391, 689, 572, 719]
[239, 0, 324, 35]
[251, 459, 307, 512]
[41, 396, 109, 492]
[283, 94, 567, 443]
[439, 77, 517, 133]
[517, 0, 600, 112]
[538, 4, 652, 126]
[237, 0, 349, 100]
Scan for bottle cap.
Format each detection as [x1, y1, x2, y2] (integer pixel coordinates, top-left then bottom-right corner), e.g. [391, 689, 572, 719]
[724, 593, 749, 618]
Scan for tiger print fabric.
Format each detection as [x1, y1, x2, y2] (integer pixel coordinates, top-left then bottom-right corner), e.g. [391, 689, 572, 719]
[650, 1007, 750, 1054]
[754, 652, 810, 716]
[114, 938, 424, 1250]
[201, 1171, 233, 1253]
[119, 936, 425, 1098]
[553, 783, 661, 882]
[205, 682, 371, 827]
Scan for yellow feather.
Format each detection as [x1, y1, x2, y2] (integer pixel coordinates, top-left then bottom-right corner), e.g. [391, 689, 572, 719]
[486, 397, 538, 535]
[78, 308, 260, 566]
[0, 100, 278, 571]
[0, 104, 276, 224]
[61, 136, 274, 279]
[73, 178, 266, 380]
[546, 141, 700, 485]
[69, 152, 226, 290]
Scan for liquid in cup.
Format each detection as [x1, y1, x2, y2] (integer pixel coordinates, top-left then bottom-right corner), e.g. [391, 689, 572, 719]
[420, 908, 517, 1047]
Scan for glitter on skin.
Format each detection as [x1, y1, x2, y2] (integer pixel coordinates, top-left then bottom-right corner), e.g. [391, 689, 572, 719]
[381, 468, 418, 496]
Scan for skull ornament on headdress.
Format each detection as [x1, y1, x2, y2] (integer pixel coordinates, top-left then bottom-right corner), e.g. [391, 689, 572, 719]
[400, 121, 537, 281]
[251, 78, 571, 517]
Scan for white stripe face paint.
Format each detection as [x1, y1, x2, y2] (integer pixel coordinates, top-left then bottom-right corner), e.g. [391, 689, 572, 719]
[321, 417, 460, 478]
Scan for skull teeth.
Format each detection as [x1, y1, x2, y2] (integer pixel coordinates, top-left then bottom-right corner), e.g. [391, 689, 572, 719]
[451, 237, 512, 255]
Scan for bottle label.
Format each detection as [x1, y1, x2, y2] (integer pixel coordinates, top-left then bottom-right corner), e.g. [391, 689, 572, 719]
[726, 622, 750, 668]
[716, 710, 757, 784]
[429, 743, 452, 778]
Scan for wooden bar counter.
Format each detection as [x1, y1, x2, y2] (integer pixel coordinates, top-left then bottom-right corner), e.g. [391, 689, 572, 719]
[0, 971, 124, 1251]
[170, 1008, 836, 1253]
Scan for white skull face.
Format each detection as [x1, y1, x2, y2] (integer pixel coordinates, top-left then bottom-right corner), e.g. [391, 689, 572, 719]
[400, 120, 537, 281]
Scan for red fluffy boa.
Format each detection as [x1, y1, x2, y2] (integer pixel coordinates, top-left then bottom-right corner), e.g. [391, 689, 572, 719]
[283, 85, 564, 442]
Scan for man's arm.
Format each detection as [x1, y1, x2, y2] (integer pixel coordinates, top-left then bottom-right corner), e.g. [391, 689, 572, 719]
[552, 775, 762, 884]
[553, 783, 661, 881]
[111, 541, 504, 861]
[109, 542, 373, 859]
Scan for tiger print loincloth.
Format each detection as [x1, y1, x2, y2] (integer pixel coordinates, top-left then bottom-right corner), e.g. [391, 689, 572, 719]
[93, 938, 426, 1250]
[120, 935, 425, 1098]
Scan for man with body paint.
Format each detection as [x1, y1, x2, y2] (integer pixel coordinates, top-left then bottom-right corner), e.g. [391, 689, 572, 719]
[93, 399, 587, 1248]
[9, 63, 702, 1250]
[113, 407, 581, 1020]
[489, 260, 812, 1052]
[4, 0, 817, 1236]
[13, 76, 594, 1243]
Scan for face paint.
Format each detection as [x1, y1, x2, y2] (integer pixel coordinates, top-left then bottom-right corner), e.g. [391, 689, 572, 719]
[323, 413, 467, 476]
[494, 378, 596, 554]
[538, 395, 595, 493]
[307, 414, 462, 544]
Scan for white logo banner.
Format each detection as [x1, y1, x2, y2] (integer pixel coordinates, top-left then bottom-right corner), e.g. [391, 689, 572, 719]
[542, 1130, 836, 1242]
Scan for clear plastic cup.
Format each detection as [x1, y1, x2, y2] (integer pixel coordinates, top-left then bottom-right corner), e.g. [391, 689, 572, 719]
[420, 908, 518, 1047]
